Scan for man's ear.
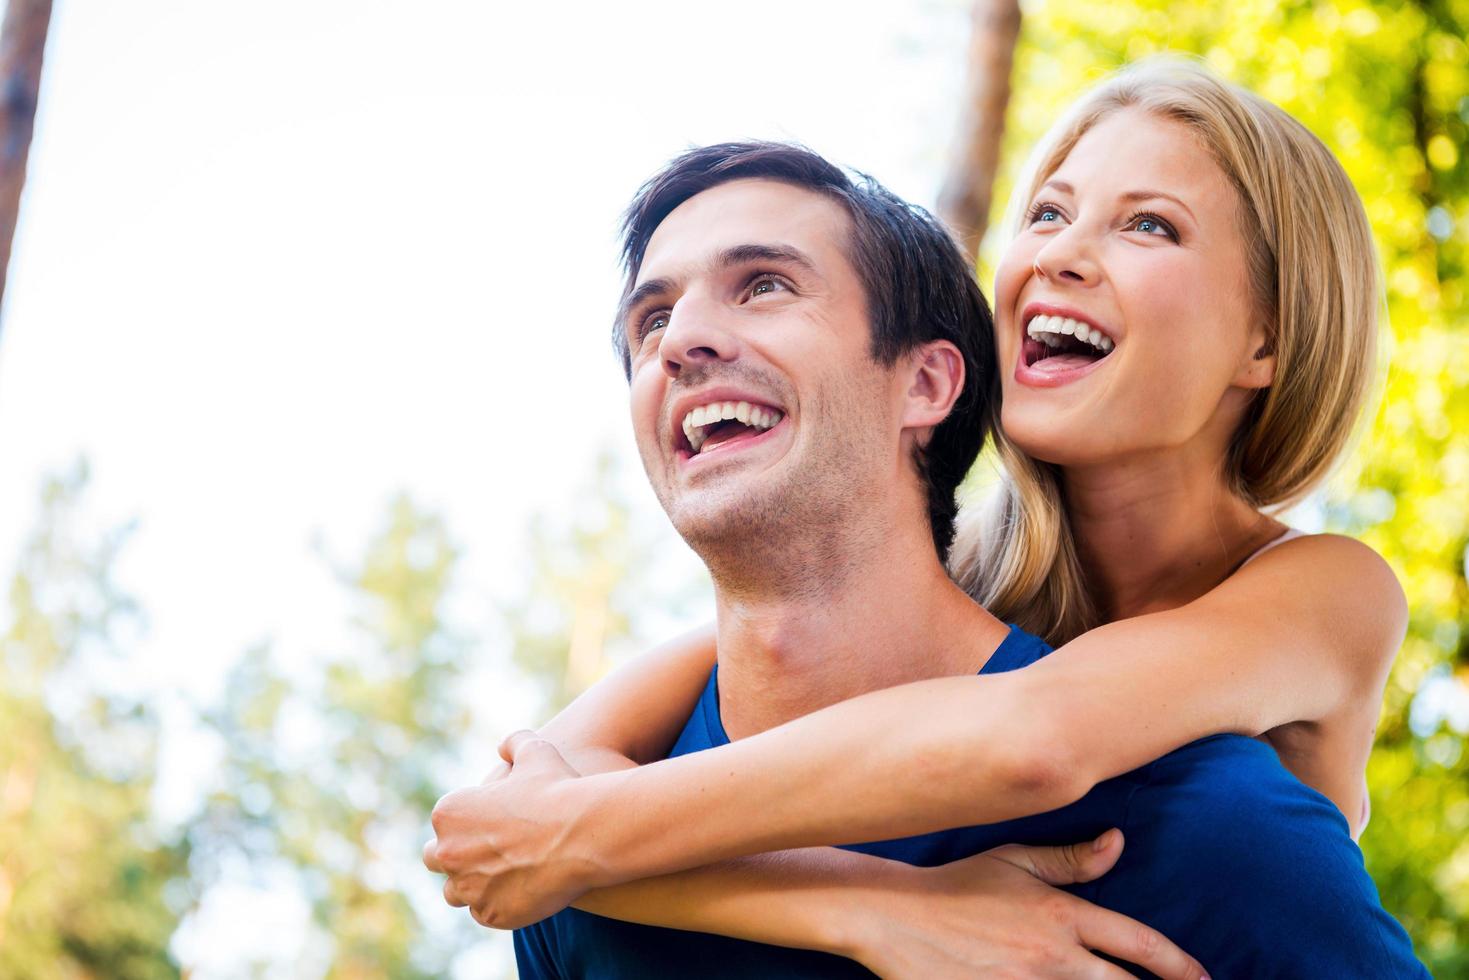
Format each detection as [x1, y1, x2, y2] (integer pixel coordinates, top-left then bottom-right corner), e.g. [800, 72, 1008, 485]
[901, 340, 965, 435]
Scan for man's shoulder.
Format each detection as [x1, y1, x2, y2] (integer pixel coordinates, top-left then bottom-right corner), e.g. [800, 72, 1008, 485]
[980, 624, 1054, 674]
[1126, 734, 1352, 862]
[1114, 735, 1427, 977]
[667, 664, 724, 757]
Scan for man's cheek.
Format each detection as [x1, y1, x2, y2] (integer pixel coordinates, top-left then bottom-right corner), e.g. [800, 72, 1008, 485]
[630, 393, 669, 458]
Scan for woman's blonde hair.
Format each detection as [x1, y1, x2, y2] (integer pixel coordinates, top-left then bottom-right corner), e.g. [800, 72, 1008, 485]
[950, 58, 1382, 644]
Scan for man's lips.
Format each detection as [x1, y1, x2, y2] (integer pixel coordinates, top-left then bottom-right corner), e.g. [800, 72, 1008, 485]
[675, 413, 788, 468]
[669, 386, 786, 455]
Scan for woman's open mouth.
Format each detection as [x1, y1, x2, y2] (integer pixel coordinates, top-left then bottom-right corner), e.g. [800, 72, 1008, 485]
[1021, 314, 1115, 374]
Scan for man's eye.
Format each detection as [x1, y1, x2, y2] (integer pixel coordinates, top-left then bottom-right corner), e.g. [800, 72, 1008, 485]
[639, 312, 669, 343]
[747, 275, 787, 299]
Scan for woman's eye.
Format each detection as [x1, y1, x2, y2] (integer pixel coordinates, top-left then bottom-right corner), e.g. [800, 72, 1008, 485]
[1026, 202, 1064, 225]
[1127, 212, 1177, 239]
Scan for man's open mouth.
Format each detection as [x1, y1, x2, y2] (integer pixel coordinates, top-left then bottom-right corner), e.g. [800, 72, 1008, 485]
[679, 400, 784, 456]
[1022, 314, 1116, 371]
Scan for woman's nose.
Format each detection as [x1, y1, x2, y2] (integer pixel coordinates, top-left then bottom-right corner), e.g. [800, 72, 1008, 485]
[1032, 224, 1100, 285]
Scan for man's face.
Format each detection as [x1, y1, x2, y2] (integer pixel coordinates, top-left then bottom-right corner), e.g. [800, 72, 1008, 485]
[620, 178, 901, 555]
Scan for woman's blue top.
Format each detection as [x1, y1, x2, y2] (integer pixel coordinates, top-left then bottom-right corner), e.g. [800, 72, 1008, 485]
[515, 626, 1427, 978]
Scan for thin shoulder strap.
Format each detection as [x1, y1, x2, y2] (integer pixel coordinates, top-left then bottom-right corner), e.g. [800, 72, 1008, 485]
[1238, 527, 1308, 571]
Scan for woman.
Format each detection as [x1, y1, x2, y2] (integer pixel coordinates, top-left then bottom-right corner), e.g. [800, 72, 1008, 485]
[439, 60, 1410, 975]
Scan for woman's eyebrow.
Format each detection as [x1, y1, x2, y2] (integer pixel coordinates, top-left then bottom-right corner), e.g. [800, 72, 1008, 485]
[1117, 189, 1197, 223]
[1039, 179, 1197, 223]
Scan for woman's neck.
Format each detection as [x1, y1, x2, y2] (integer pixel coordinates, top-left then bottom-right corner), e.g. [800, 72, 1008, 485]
[1061, 450, 1286, 621]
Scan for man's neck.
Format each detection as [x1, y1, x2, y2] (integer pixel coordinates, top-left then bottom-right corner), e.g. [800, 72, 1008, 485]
[709, 526, 1011, 741]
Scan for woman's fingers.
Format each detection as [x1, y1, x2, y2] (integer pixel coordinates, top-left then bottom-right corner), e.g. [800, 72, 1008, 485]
[1073, 905, 1209, 980]
[443, 877, 467, 909]
[498, 729, 535, 765]
[1075, 956, 1137, 980]
[984, 829, 1124, 885]
[422, 839, 444, 873]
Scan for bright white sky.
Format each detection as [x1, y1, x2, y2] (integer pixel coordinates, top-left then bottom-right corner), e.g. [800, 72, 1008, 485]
[0, 1, 969, 974]
[0, 0, 967, 695]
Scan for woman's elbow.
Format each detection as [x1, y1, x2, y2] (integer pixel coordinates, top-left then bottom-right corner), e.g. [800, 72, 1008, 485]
[984, 729, 1091, 816]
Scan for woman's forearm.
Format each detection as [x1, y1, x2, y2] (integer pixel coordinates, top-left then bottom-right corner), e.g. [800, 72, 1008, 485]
[570, 846, 891, 960]
[536, 624, 717, 765]
[568, 584, 1369, 889]
[529, 740, 880, 961]
[570, 668, 1085, 888]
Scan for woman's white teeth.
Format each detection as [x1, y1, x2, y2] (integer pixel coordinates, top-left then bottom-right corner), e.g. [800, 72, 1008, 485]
[1026, 314, 1114, 353]
[681, 400, 782, 454]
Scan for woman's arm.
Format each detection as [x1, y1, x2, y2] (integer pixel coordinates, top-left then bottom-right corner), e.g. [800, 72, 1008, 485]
[430, 740, 1208, 980]
[529, 623, 716, 774]
[471, 534, 1405, 903]
[567, 836, 1207, 979]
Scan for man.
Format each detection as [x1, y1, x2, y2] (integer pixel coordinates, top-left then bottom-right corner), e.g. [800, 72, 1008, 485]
[425, 143, 1426, 978]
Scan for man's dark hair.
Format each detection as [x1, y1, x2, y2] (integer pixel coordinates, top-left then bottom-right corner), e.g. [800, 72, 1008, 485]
[613, 141, 998, 565]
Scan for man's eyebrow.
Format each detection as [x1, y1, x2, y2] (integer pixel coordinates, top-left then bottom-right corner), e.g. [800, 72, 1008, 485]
[1038, 179, 1196, 223]
[619, 243, 821, 327]
[713, 242, 820, 275]
[619, 276, 676, 327]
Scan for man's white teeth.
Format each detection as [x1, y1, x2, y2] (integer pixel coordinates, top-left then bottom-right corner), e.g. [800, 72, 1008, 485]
[680, 399, 783, 454]
[1026, 314, 1115, 353]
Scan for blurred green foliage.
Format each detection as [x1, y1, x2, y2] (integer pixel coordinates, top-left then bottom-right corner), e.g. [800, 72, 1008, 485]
[0, 463, 185, 978]
[987, 0, 1468, 972]
[507, 453, 645, 714]
[2, 2, 1466, 975]
[182, 494, 484, 978]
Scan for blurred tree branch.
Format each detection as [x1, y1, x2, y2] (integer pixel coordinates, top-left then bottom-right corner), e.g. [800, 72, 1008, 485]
[937, 0, 1021, 266]
[0, 0, 51, 338]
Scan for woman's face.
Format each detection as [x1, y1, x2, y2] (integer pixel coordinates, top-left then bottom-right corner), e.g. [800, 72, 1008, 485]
[993, 108, 1274, 469]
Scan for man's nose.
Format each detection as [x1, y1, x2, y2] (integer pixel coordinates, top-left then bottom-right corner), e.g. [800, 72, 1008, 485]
[658, 296, 738, 379]
[1032, 223, 1101, 286]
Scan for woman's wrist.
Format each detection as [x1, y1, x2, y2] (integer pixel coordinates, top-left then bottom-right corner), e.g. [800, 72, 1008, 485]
[561, 767, 644, 890]
[810, 851, 916, 962]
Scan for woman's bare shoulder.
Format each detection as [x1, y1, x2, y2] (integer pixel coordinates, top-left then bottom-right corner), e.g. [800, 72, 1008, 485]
[1228, 531, 1407, 682]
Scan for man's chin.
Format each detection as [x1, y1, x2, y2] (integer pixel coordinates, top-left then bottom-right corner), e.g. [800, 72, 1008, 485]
[667, 492, 783, 552]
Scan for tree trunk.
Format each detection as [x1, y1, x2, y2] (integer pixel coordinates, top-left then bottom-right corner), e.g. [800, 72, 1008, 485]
[0, 0, 53, 337]
[937, 0, 1022, 267]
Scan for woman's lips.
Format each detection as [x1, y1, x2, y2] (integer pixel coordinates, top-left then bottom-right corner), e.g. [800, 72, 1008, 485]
[1014, 338, 1111, 387]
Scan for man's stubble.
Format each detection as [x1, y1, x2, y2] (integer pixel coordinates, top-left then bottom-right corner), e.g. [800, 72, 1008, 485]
[647, 362, 896, 605]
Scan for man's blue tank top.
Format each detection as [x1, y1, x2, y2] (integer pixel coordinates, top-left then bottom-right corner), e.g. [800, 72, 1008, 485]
[515, 626, 1427, 978]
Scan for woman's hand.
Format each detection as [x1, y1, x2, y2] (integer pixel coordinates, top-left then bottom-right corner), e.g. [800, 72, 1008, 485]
[841, 831, 1209, 980]
[423, 731, 606, 928]
[424, 734, 587, 928]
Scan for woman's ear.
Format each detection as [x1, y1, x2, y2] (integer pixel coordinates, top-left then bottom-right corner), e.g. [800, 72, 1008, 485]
[902, 340, 965, 435]
[1233, 327, 1276, 390]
